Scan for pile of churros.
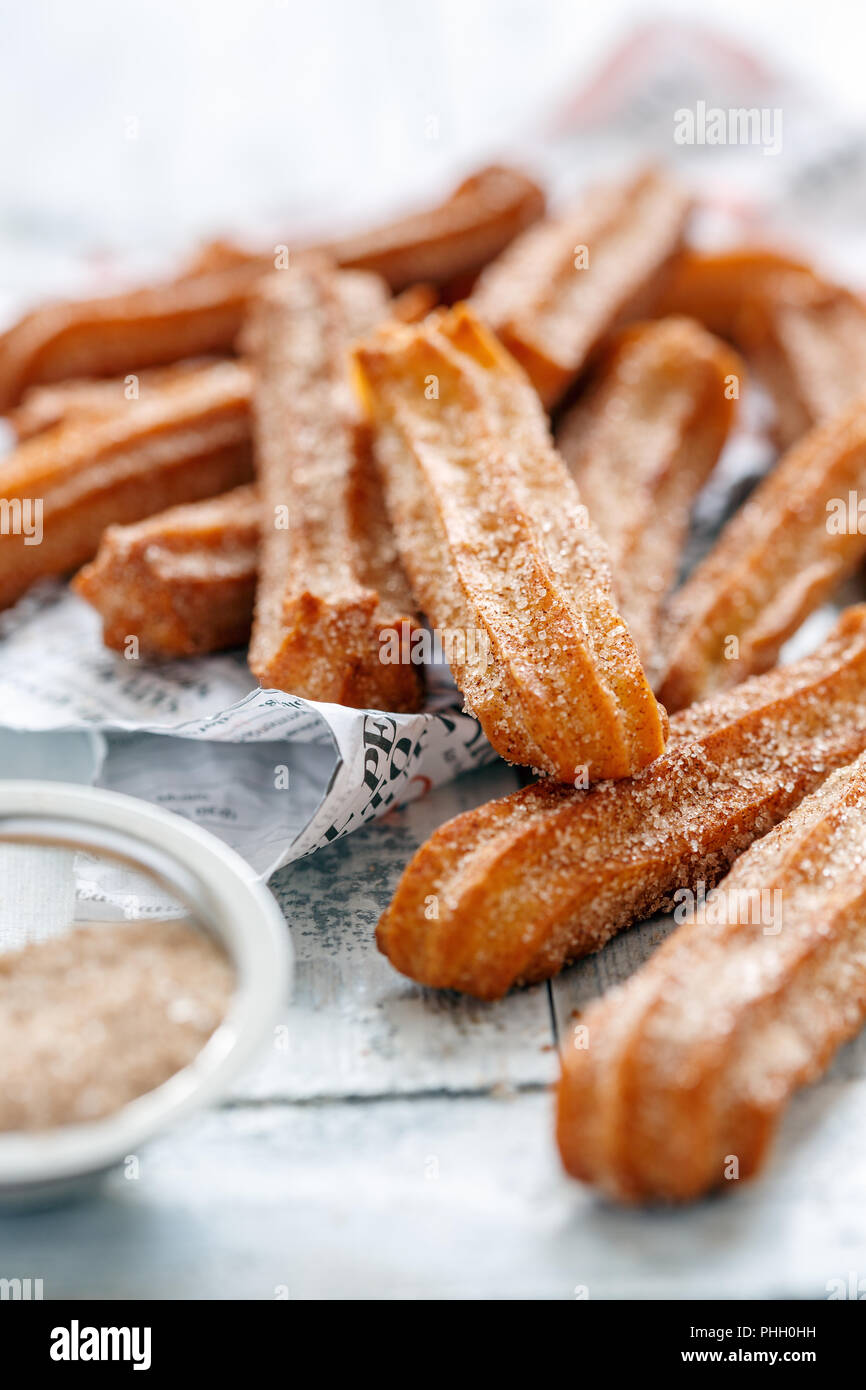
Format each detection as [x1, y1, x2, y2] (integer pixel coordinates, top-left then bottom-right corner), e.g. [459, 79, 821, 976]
[4, 161, 866, 1204]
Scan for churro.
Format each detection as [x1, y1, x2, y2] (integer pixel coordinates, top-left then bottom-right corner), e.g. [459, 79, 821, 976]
[661, 249, 866, 447]
[0, 264, 264, 411]
[74, 484, 258, 658]
[557, 748, 866, 1203]
[354, 305, 667, 781]
[186, 165, 545, 293]
[556, 317, 741, 672]
[8, 357, 227, 439]
[377, 607, 866, 998]
[0, 360, 252, 610]
[656, 247, 811, 343]
[741, 269, 866, 447]
[470, 168, 690, 408]
[657, 393, 866, 712]
[245, 264, 423, 710]
[322, 164, 545, 291]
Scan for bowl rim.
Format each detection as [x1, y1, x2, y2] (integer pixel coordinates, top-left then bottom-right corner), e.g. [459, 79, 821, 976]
[0, 780, 292, 1188]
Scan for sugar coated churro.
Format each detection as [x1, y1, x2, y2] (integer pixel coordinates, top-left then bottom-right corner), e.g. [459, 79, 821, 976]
[354, 305, 667, 781]
[657, 393, 866, 712]
[185, 165, 545, 294]
[470, 168, 690, 408]
[74, 484, 258, 657]
[0, 360, 252, 610]
[0, 265, 264, 411]
[377, 607, 866, 998]
[556, 317, 741, 672]
[557, 747, 866, 1203]
[245, 264, 423, 710]
[7, 357, 228, 439]
[661, 250, 866, 447]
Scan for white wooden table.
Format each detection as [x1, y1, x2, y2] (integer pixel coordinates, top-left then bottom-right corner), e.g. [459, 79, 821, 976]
[2, 758, 864, 1300]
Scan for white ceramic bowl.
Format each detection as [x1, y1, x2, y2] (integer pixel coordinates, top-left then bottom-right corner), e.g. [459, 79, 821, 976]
[0, 781, 292, 1205]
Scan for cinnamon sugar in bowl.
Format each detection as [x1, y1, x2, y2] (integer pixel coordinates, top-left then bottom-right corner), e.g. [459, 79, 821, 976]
[0, 782, 291, 1206]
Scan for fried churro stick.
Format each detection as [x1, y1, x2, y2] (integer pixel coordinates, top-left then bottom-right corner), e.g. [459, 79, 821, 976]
[354, 305, 667, 781]
[7, 357, 227, 439]
[470, 168, 690, 408]
[0, 264, 264, 411]
[556, 318, 741, 672]
[557, 748, 866, 1203]
[322, 165, 545, 291]
[388, 283, 439, 324]
[74, 484, 258, 658]
[741, 270, 866, 447]
[660, 249, 866, 447]
[71, 283, 437, 665]
[244, 265, 423, 710]
[656, 247, 811, 342]
[377, 607, 866, 998]
[186, 166, 545, 293]
[657, 393, 866, 712]
[0, 360, 252, 610]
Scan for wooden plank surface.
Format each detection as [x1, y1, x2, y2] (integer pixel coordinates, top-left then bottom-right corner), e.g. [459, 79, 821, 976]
[3, 1076, 865, 1300]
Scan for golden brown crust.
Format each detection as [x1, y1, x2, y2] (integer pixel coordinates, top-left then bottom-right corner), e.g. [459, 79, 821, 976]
[7, 357, 229, 439]
[376, 607, 866, 998]
[655, 247, 812, 342]
[0, 265, 265, 411]
[556, 318, 741, 673]
[354, 305, 667, 782]
[315, 165, 545, 291]
[74, 484, 258, 657]
[0, 360, 252, 610]
[557, 748, 866, 1203]
[739, 271, 866, 448]
[0, 164, 536, 413]
[183, 166, 545, 294]
[662, 249, 866, 448]
[245, 265, 423, 711]
[470, 168, 690, 408]
[657, 393, 866, 712]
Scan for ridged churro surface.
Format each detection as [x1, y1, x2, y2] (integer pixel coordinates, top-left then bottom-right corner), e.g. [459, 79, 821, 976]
[557, 749, 866, 1202]
[245, 265, 423, 710]
[8, 357, 228, 439]
[0, 359, 252, 610]
[355, 305, 667, 781]
[666, 252, 866, 448]
[377, 608, 866, 998]
[74, 484, 258, 657]
[0, 265, 263, 410]
[470, 168, 689, 407]
[657, 394, 866, 711]
[557, 317, 740, 673]
[322, 165, 545, 291]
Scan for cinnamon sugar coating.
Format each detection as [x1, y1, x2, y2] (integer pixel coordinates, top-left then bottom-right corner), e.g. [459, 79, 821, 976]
[354, 305, 667, 782]
[557, 317, 740, 674]
[0, 264, 264, 411]
[8, 357, 229, 439]
[0, 360, 253, 610]
[660, 248, 866, 447]
[558, 748, 866, 1202]
[377, 607, 866, 998]
[470, 168, 690, 408]
[245, 265, 423, 711]
[657, 392, 866, 711]
[74, 484, 258, 657]
[185, 165, 545, 294]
